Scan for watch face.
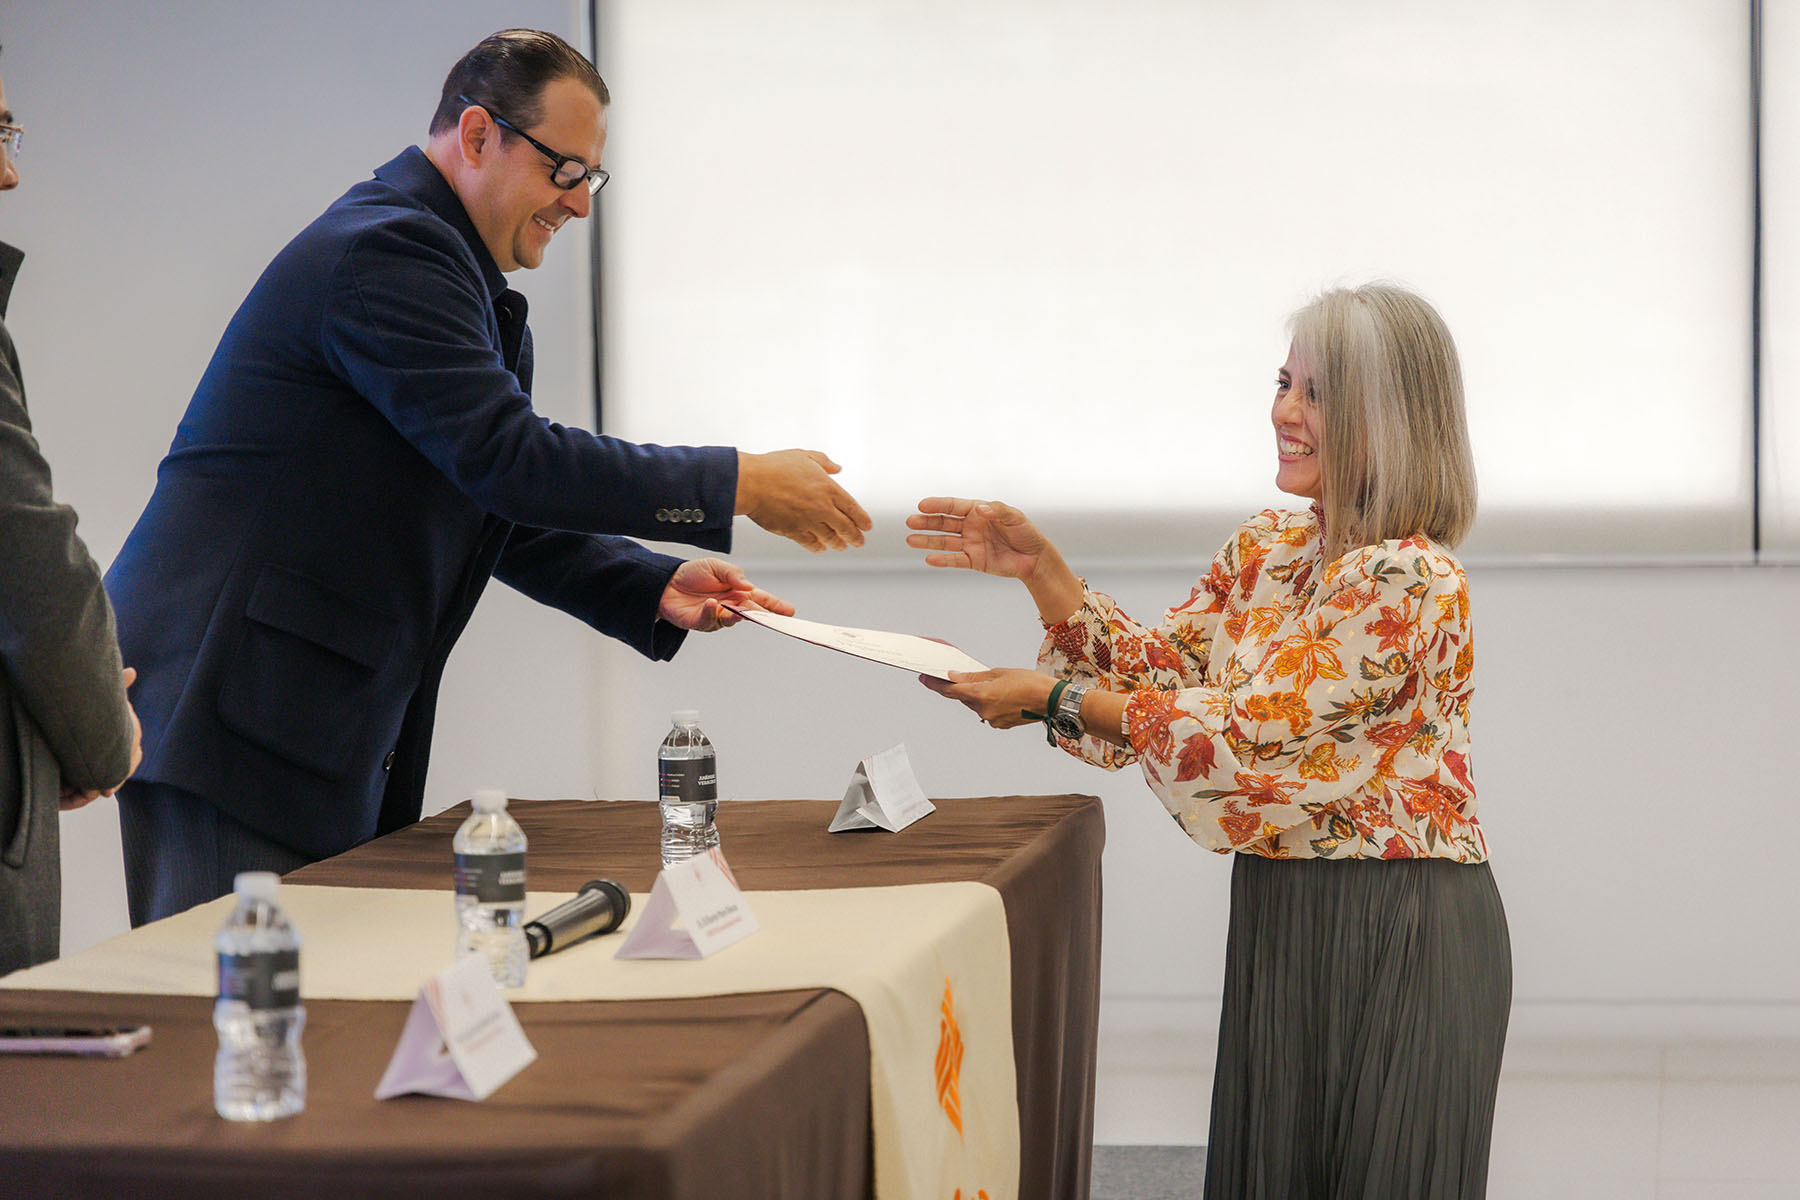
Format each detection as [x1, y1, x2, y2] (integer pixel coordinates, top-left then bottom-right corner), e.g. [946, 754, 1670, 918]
[1050, 683, 1087, 740]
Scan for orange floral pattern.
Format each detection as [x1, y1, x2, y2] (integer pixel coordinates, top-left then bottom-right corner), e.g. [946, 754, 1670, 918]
[935, 977, 964, 1136]
[1038, 507, 1486, 862]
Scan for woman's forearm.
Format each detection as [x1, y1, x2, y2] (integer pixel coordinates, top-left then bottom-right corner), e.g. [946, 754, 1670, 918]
[1022, 544, 1084, 627]
[1079, 687, 1131, 747]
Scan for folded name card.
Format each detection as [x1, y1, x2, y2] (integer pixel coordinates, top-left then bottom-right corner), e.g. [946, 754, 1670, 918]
[374, 953, 536, 1102]
[615, 848, 760, 959]
[829, 743, 935, 833]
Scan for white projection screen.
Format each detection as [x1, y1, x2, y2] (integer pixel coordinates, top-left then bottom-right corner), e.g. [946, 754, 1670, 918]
[1765, 0, 1800, 561]
[593, 1, 1753, 562]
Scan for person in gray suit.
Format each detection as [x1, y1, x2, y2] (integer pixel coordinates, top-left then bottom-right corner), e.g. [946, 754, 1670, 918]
[0, 49, 142, 975]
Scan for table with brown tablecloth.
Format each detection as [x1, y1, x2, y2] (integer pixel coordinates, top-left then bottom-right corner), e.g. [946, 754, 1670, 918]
[0, 794, 1103, 1200]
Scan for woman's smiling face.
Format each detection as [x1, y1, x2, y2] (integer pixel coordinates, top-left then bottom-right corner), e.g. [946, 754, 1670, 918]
[1272, 341, 1323, 501]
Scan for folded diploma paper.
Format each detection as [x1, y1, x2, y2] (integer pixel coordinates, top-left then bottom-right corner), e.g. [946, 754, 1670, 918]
[726, 607, 987, 681]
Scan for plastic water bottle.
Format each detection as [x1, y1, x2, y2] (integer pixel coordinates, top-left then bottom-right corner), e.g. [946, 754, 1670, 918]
[214, 871, 305, 1121]
[453, 788, 529, 987]
[659, 710, 719, 867]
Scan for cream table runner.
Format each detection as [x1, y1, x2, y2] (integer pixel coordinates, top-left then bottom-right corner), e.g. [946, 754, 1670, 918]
[4, 881, 1019, 1200]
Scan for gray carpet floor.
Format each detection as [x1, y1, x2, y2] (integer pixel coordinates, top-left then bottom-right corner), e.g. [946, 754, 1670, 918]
[1089, 1144, 1208, 1199]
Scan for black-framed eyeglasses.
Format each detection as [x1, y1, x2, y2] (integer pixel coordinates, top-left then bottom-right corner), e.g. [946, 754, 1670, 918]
[0, 124, 23, 161]
[457, 94, 607, 195]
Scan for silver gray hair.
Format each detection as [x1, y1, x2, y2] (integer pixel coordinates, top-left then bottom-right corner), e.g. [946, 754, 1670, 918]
[1289, 283, 1478, 560]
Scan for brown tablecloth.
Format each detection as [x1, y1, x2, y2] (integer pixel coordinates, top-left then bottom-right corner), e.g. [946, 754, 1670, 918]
[0, 795, 1104, 1200]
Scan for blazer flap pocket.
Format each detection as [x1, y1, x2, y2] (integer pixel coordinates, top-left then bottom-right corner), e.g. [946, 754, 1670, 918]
[245, 566, 399, 669]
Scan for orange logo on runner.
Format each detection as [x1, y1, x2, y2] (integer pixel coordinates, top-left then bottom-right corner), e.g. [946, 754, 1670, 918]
[935, 976, 965, 1135]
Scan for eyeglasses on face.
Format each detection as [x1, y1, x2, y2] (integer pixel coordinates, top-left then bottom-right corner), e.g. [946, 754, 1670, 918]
[456, 94, 607, 195]
[0, 124, 23, 160]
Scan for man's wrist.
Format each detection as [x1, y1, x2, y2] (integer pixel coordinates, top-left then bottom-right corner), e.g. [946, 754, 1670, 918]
[733, 449, 754, 515]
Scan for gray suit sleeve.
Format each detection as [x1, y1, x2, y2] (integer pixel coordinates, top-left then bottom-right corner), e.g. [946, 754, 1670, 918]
[0, 319, 134, 792]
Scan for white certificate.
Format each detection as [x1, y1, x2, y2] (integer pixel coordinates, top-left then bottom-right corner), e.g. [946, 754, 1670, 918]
[727, 607, 987, 681]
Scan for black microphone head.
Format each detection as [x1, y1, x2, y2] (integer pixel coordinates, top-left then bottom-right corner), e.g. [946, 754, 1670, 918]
[525, 878, 633, 958]
[579, 879, 631, 934]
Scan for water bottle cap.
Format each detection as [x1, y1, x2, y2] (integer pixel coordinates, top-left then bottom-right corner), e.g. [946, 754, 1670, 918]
[471, 789, 509, 813]
[233, 871, 279, 902]
[671, 709, 700, 727]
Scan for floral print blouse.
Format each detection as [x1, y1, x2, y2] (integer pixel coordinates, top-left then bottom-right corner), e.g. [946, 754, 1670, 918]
[1038, 506, 1486, 862]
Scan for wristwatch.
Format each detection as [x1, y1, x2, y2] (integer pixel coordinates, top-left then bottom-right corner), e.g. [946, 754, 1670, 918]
[1048, 682, 1090, 740]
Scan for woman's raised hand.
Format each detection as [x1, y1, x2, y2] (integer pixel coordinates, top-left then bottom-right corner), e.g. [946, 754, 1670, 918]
[906, 497, 1049, 580]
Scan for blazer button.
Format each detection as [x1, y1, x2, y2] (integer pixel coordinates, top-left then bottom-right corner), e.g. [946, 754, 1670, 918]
[383, 750, 396, 771]
[692, 508, 704, 522]
[655, 508, 670, 522]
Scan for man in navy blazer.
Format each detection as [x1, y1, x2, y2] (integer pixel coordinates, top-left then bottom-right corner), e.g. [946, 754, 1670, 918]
[105, 30, 870, 925]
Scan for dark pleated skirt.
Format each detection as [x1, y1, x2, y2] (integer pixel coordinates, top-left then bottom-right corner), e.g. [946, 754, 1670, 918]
[1205, 854, 1511, 1200]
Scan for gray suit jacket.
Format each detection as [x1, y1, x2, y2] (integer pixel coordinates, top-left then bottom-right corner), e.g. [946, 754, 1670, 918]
[0, 239, 135, 975]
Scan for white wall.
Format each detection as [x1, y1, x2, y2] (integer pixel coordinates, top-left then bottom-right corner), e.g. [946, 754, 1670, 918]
[5, 3, 1796, 1045]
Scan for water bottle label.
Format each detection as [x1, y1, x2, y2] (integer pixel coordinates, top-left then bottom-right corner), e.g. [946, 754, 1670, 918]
[454, 851, 527, 903]
[660, 758, 717, 804]
[218, 950, 301, 1010]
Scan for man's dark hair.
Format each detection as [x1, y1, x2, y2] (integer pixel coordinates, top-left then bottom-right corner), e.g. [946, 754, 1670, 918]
[429, 29, 607, 137]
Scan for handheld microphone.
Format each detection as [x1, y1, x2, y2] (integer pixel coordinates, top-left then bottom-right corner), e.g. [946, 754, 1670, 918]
[524, 879, 631, 959]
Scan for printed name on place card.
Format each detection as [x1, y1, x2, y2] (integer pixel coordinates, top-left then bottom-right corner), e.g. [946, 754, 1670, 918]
[615, 847, 760, 959]
[374, 953, 536, 1102]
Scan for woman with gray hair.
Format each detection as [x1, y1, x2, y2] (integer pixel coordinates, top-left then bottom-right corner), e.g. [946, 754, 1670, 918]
[910, 283, 1508, 1198]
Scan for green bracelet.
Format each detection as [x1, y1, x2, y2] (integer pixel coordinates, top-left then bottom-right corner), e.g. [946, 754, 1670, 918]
[1022, 679, 1070, 746]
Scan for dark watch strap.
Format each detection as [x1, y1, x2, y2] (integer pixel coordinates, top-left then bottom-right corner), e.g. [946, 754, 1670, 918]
[1024, 679, 1071, 746]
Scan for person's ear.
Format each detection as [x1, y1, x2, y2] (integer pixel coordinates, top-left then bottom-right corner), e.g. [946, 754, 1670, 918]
[457, 104, 496, 169]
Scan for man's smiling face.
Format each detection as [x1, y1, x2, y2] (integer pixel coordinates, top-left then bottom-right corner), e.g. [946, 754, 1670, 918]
[463, 74, 605, 272]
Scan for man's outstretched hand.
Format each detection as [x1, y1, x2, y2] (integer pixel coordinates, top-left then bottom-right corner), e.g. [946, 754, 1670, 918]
[736, 449, 871, 552]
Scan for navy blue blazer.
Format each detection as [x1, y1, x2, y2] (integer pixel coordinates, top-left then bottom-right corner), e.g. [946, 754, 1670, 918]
[107, 148, 737, 860]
